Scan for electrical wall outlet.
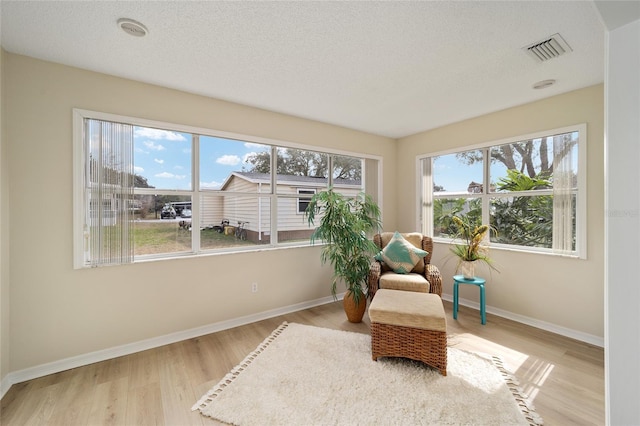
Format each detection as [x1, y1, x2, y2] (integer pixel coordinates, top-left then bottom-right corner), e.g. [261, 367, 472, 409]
[251, 282, 258, 293]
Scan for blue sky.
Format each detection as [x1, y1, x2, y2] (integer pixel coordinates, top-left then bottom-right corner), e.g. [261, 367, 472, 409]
[432, 135, 578, 193]
[133, 127, 268, 190]
[133, 128, 576, 193]
[133, 124, 486, 193]
[133, 127, 488, 193]
[433, 152, 484, 193]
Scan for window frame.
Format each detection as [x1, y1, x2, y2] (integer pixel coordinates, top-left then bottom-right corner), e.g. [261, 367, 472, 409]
[73, 109, 383, 268]
[296, 188, 316, 214]
[416, 124, 587, 259]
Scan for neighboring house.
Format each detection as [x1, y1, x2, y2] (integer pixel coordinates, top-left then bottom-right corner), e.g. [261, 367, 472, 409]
[204, 171, 361, 243]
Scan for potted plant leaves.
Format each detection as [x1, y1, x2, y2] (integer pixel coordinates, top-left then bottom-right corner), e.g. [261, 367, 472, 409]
[304, 188, 381, 322]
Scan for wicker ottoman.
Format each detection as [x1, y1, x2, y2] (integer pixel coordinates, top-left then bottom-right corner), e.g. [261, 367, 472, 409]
[369, 289, 447, 375]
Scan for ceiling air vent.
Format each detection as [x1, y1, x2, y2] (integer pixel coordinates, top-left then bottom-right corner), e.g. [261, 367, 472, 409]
[523, 33, 572, 63]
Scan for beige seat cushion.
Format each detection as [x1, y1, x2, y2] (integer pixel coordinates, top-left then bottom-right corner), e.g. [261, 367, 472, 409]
[379, 271, 429, 293]
[369, 289, 446, 332]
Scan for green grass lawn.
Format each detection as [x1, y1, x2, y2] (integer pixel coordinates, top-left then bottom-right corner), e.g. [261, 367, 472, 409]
[133, 222, 253, 255]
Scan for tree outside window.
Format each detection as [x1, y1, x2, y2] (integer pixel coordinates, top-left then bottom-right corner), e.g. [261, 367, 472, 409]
[424, 127, 583, 256]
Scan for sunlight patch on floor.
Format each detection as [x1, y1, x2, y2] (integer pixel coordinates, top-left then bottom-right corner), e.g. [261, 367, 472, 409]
[525, 358, 555, 386]
[448, 332, 530, 371]
[447, 332, 557, 405]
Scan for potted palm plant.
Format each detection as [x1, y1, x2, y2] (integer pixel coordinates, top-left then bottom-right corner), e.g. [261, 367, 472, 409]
[450, 215, 498, 279]
[304, 188, 381, 323]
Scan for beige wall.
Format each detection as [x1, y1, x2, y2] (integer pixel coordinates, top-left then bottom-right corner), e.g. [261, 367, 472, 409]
[1, 47, 10, 385]
[3, 52, 396, 372]
[1, 50, 605, 381]
[397, 85, 605, 339]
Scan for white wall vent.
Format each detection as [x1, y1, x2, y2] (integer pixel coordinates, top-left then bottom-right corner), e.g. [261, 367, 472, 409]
[523, 33, 572, 62]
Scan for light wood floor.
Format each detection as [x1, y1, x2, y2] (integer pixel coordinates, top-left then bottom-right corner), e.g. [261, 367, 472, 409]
[1, 300, 604, 425]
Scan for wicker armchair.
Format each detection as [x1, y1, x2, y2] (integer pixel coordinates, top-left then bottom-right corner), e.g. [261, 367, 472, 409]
[368, 232, 442, 299]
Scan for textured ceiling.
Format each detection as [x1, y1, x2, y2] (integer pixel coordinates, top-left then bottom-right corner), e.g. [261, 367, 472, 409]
[1, 1, 606, 138]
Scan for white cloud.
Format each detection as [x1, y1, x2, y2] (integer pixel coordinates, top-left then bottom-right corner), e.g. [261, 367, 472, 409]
[143, 141, 166, 151]
[200, 180, 223, 190]
[154, 158, 164, 164]
[155, 172, 187, 179]
[134, 166, 144, 173]
[216, 155, 241, 166]
[135, 127, 186, 141]
[433, 162, 449, 171]
[244, 142, 267, 150]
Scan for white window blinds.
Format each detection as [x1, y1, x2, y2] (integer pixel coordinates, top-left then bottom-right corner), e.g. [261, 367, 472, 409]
[552, 133, 576, 254]
[83, 119, 134, 267]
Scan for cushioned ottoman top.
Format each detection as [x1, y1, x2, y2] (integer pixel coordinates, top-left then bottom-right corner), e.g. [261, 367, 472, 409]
[369, 289, 446, 332]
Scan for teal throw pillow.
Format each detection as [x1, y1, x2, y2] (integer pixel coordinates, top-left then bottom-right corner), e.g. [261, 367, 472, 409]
[374, 232, 428, 274]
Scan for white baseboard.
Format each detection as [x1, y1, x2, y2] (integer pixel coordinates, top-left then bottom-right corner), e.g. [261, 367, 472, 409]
[1, 291, 603, 400]
[0, 374, 11, 399]
[441, 293, 604, 348]
[0, 294, 338, 399]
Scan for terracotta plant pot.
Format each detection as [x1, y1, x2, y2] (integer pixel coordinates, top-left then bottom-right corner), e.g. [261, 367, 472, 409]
[343, 290, 367, 323]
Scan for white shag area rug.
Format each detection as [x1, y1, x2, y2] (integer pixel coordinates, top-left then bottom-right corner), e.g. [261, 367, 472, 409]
[193, 322, 542, 426]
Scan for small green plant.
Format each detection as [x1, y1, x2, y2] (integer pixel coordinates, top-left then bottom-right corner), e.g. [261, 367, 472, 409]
[304, 188, 381, 307]
[450, 215, 498, 272]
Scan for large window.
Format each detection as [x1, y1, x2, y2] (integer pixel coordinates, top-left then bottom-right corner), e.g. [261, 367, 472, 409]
[73, 110, 380, 268]
[419, 125, 586, 258]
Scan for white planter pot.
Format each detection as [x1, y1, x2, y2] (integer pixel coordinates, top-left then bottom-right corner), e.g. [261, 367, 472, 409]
[460, 260, 476, 279]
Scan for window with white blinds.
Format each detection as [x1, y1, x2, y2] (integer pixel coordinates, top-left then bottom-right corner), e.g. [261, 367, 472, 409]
[73, 109, 382, 268]
[81, 119, 135, 267]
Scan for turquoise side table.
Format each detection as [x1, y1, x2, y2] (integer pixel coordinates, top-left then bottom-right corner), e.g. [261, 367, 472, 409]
[453, 275, 486, 325]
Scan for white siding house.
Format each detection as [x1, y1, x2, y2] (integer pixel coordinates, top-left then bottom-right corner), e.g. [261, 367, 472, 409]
[204, 172, 361, 242]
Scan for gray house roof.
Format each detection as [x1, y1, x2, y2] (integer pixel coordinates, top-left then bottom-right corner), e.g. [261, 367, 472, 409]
[220, 171, 361, 190]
